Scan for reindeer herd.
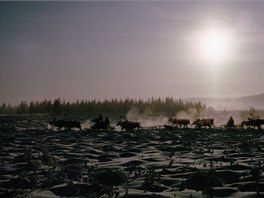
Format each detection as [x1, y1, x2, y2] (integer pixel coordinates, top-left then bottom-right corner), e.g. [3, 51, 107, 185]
[48, 115, 264, 131]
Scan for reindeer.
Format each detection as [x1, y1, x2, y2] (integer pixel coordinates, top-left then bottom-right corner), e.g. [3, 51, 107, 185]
[116, 120, 141, 131]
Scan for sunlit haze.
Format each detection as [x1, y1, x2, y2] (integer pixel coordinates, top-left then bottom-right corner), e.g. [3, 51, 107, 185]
[1, 1, 264, 104]
[197, 27, 233, 67]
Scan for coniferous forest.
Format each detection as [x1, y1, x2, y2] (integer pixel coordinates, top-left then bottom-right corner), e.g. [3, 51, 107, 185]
[0, 97, 205, 115]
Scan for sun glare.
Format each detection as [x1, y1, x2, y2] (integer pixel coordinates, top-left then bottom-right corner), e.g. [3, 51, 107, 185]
[197, 27, 233, 67]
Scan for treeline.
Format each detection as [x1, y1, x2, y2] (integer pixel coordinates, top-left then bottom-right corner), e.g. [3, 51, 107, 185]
[0, 97, 205, 115]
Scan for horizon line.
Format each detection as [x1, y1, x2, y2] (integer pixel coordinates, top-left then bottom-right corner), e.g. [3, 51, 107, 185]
[1, 92, 263, 106]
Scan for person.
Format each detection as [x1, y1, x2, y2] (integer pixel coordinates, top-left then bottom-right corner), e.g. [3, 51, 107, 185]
[98, 114, 103, 123]
[104, 117, 110, 128]
[226, 116, 234, 128]
[93, 114, 103, 124]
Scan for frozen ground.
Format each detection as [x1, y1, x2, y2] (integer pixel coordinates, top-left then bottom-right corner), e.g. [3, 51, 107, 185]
[0, 115, 264, 198]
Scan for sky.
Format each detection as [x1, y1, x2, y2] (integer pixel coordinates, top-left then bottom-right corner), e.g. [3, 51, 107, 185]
[0, 1, 264, 104]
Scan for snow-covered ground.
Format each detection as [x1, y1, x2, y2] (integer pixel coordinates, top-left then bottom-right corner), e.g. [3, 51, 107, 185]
[0, 115, 264, 197]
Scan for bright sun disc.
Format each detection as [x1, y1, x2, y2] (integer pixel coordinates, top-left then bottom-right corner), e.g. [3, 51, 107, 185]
[198, 28, 232, 66]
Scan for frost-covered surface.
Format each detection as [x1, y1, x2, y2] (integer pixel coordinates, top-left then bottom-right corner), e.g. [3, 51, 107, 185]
[0, 115, 264, 197]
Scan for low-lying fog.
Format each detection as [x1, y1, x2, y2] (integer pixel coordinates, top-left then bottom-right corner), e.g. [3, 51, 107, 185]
[82, 107, 264, 130]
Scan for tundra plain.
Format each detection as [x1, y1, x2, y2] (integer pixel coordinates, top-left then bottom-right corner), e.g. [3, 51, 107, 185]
[0, 114, 264, 198]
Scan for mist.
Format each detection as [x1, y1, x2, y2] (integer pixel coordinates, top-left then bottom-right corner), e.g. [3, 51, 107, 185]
[125, 107, 168, 128]
[176, 108, 246, 127]
[124, 106, 256, 128]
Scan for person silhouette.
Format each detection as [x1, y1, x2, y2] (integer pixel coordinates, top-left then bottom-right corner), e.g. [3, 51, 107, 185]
[92, 114, 103, 124]
[226, 116, 234, 128]
[104, 117, 110, 128]
[98, 114, 103, 123]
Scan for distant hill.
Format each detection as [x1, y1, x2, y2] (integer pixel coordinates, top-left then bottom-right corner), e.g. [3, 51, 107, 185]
[184, 93, 264, 110]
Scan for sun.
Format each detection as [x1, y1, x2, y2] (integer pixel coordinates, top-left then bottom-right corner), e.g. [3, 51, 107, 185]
[197, 27, 233, 67]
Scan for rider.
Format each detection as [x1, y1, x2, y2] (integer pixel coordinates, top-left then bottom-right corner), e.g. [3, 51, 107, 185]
[93, 114, 104, 124]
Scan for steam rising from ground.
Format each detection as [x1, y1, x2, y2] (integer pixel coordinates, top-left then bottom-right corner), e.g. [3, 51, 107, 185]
[82, 119, 93, 129]
[126, 107, 168, 127]
[126, 107, 248, 128]
[80, 107, 257, 130]
[176, 108, 245, 126]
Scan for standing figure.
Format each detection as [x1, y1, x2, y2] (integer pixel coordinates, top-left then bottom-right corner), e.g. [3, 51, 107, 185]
[226, 116, 235, 128]
[105, 117, 110, 128]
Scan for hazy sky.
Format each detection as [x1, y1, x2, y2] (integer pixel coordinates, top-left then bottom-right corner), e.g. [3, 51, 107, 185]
[1, 1, 264, 104]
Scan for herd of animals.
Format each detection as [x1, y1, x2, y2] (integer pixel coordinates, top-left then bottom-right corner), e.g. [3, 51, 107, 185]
[48, 115, 264, 131]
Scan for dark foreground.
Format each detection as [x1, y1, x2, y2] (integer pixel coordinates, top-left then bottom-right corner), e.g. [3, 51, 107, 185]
[0, 116, 264, 198]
